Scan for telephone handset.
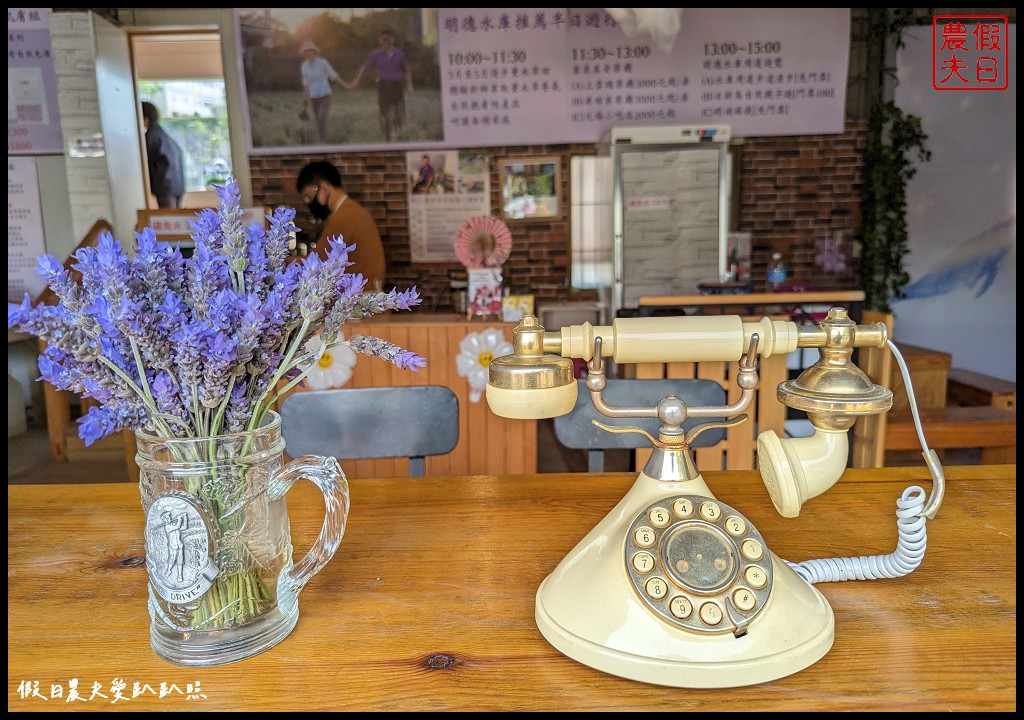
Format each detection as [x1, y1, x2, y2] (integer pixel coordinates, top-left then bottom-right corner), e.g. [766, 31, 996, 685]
[486, 308, 946, 688]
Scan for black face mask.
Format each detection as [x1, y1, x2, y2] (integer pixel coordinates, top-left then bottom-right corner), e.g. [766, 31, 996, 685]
[307, 197, 331, 221]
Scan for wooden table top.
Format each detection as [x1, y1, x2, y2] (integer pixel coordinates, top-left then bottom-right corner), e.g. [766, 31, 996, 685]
[8, 465, 1016, 711]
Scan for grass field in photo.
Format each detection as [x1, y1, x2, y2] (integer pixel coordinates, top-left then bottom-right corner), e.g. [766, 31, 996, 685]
[247, 88, 444, 148]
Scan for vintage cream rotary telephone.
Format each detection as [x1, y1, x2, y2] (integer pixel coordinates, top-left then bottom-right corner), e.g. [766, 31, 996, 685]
[486, 307, 946, 688]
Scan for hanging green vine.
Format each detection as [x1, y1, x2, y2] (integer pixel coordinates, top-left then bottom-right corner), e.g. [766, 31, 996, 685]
[860, 101, 931, 313]
[859, 9, 932, 314]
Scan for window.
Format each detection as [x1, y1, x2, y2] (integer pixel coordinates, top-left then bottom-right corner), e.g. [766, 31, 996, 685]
[569, 155, 614, 289]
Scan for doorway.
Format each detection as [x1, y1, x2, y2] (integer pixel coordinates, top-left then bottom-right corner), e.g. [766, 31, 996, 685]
[130, 31, 233, 209]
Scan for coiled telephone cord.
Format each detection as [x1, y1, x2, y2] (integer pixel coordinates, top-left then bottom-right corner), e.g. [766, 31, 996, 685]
[785, 341, 946, 585]
[786, 485, 927, 583]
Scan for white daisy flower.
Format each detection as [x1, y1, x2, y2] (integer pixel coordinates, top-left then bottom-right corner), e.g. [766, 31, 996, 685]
[455, 328, 512, 403]
[303, 334, 357, 390]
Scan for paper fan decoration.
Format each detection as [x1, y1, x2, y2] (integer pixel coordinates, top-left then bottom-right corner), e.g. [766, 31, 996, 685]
[455, 216, 512, 268]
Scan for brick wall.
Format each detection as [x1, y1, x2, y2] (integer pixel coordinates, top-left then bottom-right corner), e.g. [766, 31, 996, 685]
[738, 121, 865, 292]
[249, 124, 865, 310]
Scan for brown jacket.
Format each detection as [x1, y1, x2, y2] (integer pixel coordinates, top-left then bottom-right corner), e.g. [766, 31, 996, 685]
[314, 196, 386, 288]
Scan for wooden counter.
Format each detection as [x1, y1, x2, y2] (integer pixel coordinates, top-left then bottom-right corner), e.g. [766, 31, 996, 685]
[7, 465, 1015, 711]
[637, 290, 865, 319]
[278, 313, 536, 478]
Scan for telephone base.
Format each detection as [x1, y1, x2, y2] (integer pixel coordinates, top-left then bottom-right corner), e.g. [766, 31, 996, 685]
[536, 559, 834, 688]
[535, 470, 835, 688]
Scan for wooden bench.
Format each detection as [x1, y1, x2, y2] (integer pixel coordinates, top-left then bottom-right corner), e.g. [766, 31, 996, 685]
[947, 368, 1016, 412]
[885, 405, 1016, 465]
[852, 311, 1017, 467]
[889, 342, 951, 411]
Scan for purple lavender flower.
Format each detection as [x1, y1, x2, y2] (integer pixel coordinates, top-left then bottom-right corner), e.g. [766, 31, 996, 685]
[224, 381, 251, 433]
[7, 177, 426, 443]
[78, 402, 149, 446]
[7, 295, 34, 328]
[814, 237, 848, 273]
[35, 255, 83, 313]
[170, 319, 206, 422]
[243, 228, 270, 296]
[263, 208, 298, 275]
[347, 335, 426, 371]
[150, 369, 190, 434]
[187, 243, 231, 319]
[134, 227, 182, 297]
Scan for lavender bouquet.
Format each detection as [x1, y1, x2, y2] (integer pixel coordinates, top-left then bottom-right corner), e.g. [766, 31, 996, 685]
[8, 179, 424, 443]
[8, 179, 425, 629]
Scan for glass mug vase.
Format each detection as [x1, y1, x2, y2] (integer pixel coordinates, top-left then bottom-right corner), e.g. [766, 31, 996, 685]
[135, 410, 349, 667]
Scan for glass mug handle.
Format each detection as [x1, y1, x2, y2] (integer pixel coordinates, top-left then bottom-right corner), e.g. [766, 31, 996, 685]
[268, 454, 350, 614]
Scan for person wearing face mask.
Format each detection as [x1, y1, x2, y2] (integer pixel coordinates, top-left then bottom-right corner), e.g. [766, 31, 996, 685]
[295, 160, 387, 290]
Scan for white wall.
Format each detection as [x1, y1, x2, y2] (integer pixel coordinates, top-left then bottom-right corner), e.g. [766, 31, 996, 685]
[893, 26, 1016, 382]
[48, 11, 118, 252]
[95, 12, 148, 244]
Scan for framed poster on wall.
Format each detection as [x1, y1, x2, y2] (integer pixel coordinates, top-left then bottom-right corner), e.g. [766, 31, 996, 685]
[235, 7, 443, 152]
[8, 157, 48, 301]
[406, 149, 491, 263]
[8, 8, 64, 155]
[499, 156, 561, 222]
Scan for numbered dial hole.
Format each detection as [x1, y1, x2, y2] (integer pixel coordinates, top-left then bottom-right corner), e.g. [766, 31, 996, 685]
[624, 494, 773, 634]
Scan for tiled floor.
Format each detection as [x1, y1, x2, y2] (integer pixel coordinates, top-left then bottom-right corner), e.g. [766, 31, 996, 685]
[8, 427, 130, 485]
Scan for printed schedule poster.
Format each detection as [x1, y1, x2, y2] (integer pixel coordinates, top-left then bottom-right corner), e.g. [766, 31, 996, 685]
[438, 9, 572, 145]
[8, 8, 64, 154]
[8, 157, 48, 302]
[565, 7, 851, 139]
[439, 8, 850, 144]
[407, 149, 491, 263]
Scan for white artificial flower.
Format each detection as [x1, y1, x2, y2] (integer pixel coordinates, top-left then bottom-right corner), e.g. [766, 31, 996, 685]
[455, 328, 512, 403]
[303, 334, 357, 390]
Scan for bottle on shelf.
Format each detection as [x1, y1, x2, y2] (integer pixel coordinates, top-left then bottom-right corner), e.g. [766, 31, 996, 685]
[726, 245, 739, 281]
[766, 252, 787, 291]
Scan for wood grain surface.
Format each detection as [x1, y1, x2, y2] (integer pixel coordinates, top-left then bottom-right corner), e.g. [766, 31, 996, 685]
[7, 465, 1016, 711]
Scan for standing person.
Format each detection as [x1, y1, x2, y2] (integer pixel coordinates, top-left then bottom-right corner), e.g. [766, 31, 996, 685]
[298, 40, 344, 144]
[295, 160, 387, 290]
[162, 511, 188, 583]
[346, 29, 412, 142]
[412, 154, 434, 194]
[141, 101, 185, 209]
